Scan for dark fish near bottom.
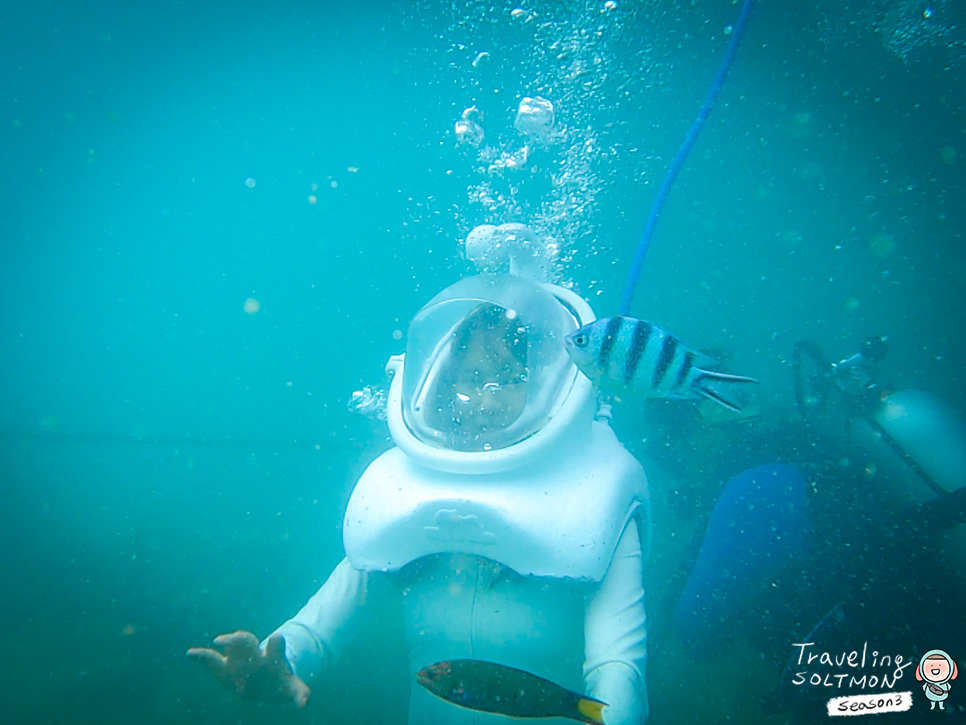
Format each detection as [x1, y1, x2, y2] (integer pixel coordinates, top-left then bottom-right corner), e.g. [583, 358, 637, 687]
[416, 659, 607, 725]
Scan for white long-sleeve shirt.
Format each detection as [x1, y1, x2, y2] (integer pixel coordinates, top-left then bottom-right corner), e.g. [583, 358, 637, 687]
[272, 518, 648, 724]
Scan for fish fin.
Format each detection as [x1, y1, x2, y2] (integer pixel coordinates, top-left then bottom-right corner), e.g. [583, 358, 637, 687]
[575, 697, 607, 725]
[697, 386, 743, 413]
[696, 370, 760, 385]
[694, 371, 760, 412]
[694, 350, 718, 369]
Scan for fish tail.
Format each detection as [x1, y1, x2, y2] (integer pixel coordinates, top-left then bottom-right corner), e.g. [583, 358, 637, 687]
[575, 696, 607, 725]
[693, 371, 760, 412]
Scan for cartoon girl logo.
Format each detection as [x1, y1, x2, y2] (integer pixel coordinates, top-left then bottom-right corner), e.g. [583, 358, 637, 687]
[916, 649, 958, 710]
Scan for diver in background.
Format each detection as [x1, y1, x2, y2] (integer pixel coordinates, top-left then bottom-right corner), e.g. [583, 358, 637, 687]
[829, 335, 890, 410]
[672, 334, 966, 718]
[189, 266, 652, 724]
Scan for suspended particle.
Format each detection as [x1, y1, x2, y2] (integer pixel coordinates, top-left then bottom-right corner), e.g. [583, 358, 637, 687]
[869, 231, 896, 259]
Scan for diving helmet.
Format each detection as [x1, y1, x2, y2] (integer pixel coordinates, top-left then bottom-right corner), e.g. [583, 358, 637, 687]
[384, 273, 596, 474]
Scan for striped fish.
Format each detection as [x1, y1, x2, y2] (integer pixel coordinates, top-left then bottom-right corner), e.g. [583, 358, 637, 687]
[563, 315, 758, 411]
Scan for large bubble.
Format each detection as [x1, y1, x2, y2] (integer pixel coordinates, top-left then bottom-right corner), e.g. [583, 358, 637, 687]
[514, 96, 555, 141]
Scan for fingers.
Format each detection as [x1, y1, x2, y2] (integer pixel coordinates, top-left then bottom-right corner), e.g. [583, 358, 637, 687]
[211, 630, 259, 647]
[213, 630, 260, 660]
[264, 633, 287, 663]
[265, 634, 310, 708]
[189, 630, 309, 708]
[289, 677, 311, 709]
[188, 630, 258, 678]
[186, 647, 228, 667]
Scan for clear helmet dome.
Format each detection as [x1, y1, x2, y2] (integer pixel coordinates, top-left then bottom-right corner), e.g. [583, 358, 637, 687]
[402, 274, 579, 453]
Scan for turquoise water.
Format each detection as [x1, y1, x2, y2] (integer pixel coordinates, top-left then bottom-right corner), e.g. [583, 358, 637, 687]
[2, 1, 964, 723]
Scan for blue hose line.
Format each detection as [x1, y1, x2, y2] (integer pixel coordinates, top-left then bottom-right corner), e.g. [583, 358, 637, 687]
[619, 0, 756, 317]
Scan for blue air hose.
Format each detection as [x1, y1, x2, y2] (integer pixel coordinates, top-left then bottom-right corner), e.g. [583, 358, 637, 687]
[619, 0, 757, 317]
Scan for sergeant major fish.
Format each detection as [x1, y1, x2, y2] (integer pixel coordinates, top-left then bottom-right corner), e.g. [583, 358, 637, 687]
[417, 659, 607, 725]
[564, 315, 758, 412]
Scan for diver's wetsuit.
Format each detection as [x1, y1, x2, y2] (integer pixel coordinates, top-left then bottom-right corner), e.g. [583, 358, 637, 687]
[273, 518, 647, 725]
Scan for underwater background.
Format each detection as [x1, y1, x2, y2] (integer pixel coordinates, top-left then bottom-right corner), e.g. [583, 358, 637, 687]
[2, 0, 964, 723]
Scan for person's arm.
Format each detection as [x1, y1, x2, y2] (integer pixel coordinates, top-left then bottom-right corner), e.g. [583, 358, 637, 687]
[269, 557, 372, 683]
[187, 558, 374, 707]
[583, 517, 648, 724]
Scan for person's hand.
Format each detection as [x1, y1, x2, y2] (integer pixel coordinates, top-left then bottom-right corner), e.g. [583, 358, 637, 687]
[187, 630, 310, 707]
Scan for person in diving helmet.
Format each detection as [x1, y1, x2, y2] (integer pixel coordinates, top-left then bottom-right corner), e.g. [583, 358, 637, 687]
[188, 270, 651, 724]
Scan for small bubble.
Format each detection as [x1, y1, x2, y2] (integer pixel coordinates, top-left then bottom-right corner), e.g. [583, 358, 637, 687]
[392, 329, 403, 340]
[724, 25, 734, 35]
[308, 194, 317, 204]
[245, 178, 256, 188]
[244, 298, 260, 314]
[330, 180, 338, 189]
